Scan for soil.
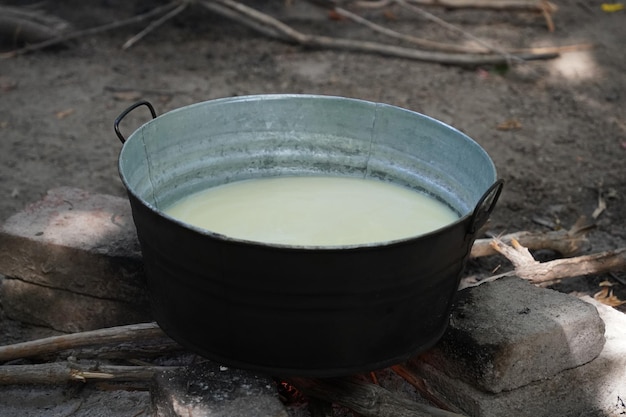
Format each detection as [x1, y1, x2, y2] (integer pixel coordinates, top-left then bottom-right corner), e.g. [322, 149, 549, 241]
[0, 0, 624, 414]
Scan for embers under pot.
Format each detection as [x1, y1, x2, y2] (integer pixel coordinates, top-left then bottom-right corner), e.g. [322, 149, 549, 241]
[114, 94, 503, 377]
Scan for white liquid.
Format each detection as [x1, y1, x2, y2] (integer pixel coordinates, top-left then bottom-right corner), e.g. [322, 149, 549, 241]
[164, 176, 459, 246]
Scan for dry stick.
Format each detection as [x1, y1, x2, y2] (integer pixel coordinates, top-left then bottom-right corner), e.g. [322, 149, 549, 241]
[200, 1, 285, 40]
[209, 0, 309, 42]
[122, 2, 189, 50]
[398, 0, 557, 31]
[0, 361, 178, 385]
[470, 227, 591, 258]
[401, 0, 556, 12]
[0, 322, 165, 363]
[206, 0, 556, 65]
[334, 7, 490, 53]
[0, 5, 70, 44]
[288, 376, 468, 417]
[0, 1, 181, 58]
[395, 0, 522, 63]
[460, 243, 626, 289]
[336, 5, 585, 56]
[391, 365, 459, 413]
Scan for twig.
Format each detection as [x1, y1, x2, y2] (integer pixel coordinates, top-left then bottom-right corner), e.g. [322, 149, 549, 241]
[334, 7, 490, 53]
[122, 2, 189, 50]
[200, 0, 286, 40]
[2, 0, 562, 66]
[395, 0, 523, 63]
[391, 365, 460, 413]
[208, 0, 308, 42]
[0, 322, 166, 363]
[0, 5, 70, 44]
[0, 1, 181, 58]
[352, 0, 557, 31]
[204, 0, 556, 65]
[356, 0, 557, 12]
[287, 376, 468, 417]
[470, 220, 592, 258]
[460, 243, 626, 289]
[0, 361, 178, 385]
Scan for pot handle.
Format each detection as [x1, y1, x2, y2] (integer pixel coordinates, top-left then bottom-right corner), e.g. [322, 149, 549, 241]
[468, 179, 504, 235]
[114, 100, 157, 144]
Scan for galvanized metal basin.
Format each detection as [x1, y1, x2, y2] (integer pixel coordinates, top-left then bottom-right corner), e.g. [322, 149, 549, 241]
[115, 94, 502, 377]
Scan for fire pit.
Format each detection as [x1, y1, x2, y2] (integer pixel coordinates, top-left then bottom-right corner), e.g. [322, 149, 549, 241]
[114, 94, 502, 377]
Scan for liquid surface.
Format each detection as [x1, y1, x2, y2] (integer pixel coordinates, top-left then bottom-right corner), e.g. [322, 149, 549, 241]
[164, 176, 459, 246]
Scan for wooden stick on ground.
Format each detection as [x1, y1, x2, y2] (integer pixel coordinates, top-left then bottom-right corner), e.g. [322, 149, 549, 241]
[2, 0, 563, 65]
[470, 219, 592, 258]
[205, 0, 558, 65]
[0, 1, 181, 58]
[354, 0, 556, 12]
[0, 5, 70, 45]
[391, 365, 459, 413]
[0, 322, 166, 363]
[460, 242, 626, 289]
[0, 361, 178, 385]
[287, 376, 468, 417]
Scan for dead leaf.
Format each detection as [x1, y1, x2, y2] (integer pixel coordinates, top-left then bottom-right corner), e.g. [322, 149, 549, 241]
[383, 9, 397, 20]
[55, 108, 75, 119]
[496, 119, 522, 131]
[601, 2, 624, 12]
[594, 286, 626, 307]
[327, 10, 345, 21]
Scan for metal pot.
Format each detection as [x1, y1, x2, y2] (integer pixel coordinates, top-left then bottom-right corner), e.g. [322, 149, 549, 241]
[114, 94, 502, 377]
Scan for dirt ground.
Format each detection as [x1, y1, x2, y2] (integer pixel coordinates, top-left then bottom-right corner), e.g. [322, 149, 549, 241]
[0, 1, 624, 415]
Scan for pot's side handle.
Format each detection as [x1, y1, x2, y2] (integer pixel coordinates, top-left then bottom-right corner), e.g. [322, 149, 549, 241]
[468, 179, 504, 235]
[114, 100, 157, 144]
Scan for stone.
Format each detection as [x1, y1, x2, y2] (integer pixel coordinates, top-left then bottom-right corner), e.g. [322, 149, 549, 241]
[416, 277, 605, 393]
[152, 362, 289, 417]
[0, 276, 151, 333]
[0, 187, 150, 331]
[408, 296, 626, 417]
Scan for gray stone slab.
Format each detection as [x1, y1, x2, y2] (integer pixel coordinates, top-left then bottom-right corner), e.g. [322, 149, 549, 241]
[408, 297, 626, 417]
[416, 277, 605, 393]
[0, 187, 146, 302]
[152, 362, 289, 417]
[0, 385, 151, 417]
[0, 276, 151, 333]
[0, 187, 150, 331]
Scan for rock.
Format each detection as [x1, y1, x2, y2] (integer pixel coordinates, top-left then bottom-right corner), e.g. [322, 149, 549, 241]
[0, 187, 150, 332]
[416, 277, 605, 393]
[152, 362, 289, 417]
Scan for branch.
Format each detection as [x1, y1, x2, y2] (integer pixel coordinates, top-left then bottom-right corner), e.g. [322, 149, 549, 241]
[287, 376, 468, 417]
[470, 220, 592, 258]
[396, 0, 556, 12]
[0, 1, 181, 58]
[391, 365, 460, 413]
[122, 2, 189, 50]
[0, 322, 166, 363]
[334, 7, 490, 54]
[0, 5, 70, 44]
[460, 243, 626, 289]
[396, 0, 522, 62]
[203, 0, 556, 65]
[0, 361, 178, 385]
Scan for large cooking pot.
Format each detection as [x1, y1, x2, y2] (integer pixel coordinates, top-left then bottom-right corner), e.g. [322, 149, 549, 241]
[114, 94, 502, 377]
